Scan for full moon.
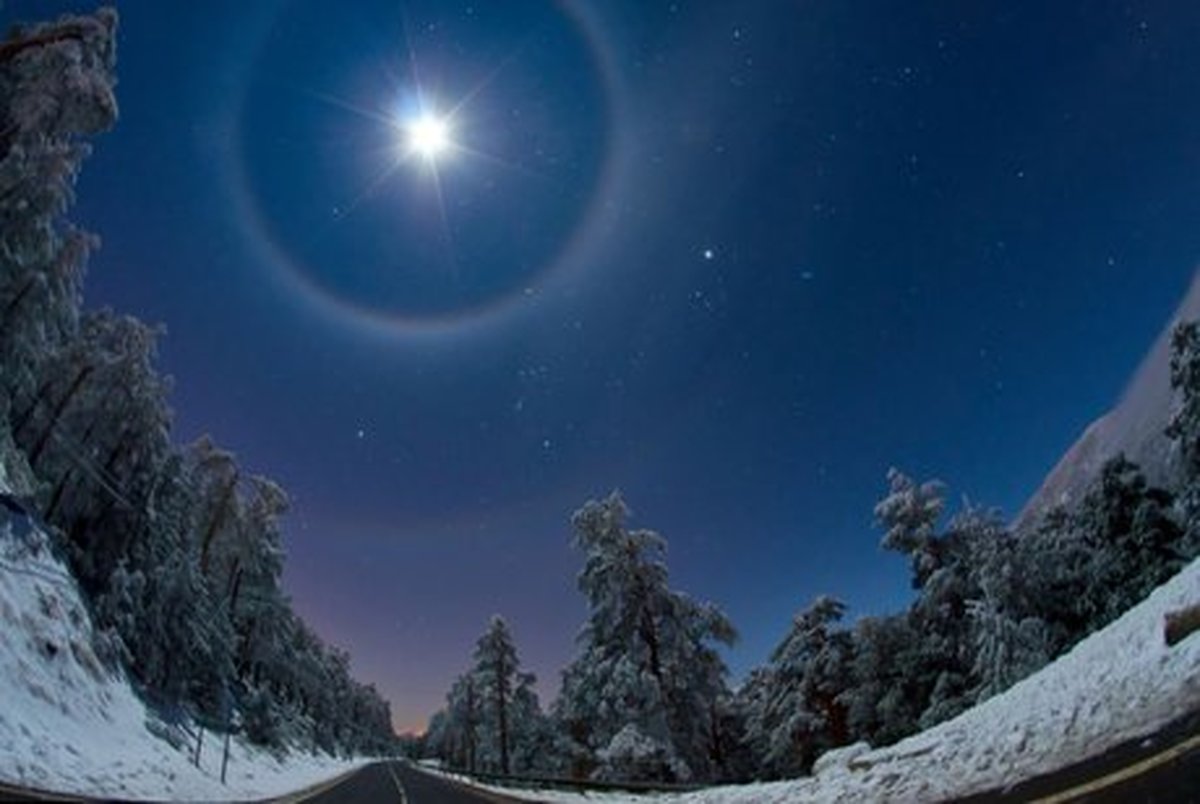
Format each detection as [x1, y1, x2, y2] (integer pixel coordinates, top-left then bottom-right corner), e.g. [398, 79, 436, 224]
[406, 114, 451, 160]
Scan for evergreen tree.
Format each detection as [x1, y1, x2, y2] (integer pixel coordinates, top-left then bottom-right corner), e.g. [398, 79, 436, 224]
[0, 9, 117, 426]
[554, 492, 736, 782]
[1070, 455, 1184, 628]
[742, 595, 852, 777]
[1167, 318, 1200, 559]
[875, 470, 979, 728]
[429, 617, 549, 775]
[875, 468, 946, 589]
[841, 613, 923, 747]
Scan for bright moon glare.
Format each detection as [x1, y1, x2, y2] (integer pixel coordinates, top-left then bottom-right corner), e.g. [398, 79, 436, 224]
[407, 114, 451, 160]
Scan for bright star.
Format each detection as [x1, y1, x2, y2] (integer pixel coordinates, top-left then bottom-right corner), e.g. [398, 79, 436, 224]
[406, 113, 452, 160]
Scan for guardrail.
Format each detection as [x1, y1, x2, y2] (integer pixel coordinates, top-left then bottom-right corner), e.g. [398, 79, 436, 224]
[433, 765, 705, 795]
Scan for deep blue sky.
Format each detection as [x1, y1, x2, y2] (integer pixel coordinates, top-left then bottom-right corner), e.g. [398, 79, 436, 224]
[9, 0, 1200, 731]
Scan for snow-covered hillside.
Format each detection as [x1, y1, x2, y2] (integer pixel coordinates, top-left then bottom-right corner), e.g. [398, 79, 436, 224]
[1017, 273, 1200, 529]
[0, 494, 366, 801]
[448, 557, 1200, 803]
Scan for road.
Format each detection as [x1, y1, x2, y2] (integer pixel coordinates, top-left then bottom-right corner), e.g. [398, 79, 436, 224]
[0, 762, 528, 804]
[956, 708, 1200, 803]
[298, 761, 530, 804]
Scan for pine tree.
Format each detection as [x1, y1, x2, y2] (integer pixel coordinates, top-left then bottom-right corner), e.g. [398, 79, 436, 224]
[429, 617, 549, 775]
[554, 492, 736, 782]
[875, 467, 946, 589]
[1070, 455, 1185, 628]
[742, 596, 852, 777]
[472, 616, 527, 774]
[0, 9, 117, 425]
[1167, 318, 1200, 559]
[841, 613, 923, 746]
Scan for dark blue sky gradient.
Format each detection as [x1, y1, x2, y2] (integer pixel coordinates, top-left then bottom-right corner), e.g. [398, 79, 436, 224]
[7, 0, 1200, 731]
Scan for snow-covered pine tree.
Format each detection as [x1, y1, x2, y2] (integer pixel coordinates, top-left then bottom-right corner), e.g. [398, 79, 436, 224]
[0, 9, 117, 430]
[875, 472, 1001, 729]
[961, 510, 1053, 701]
[554, 492, 736, 783]
[1070, 455, 1184, 628]
[446, 672, 482, 771]
[741, 595, 852, 777]
[840, 613, 923, 747]
[470, 615, 546, 774]
[1169, 320, 1200, 478]
[1168, 318, 1200, 559]
[508, 672, 556, 774]
[23, 311, 172, 588]
[428, 617, 549, 775]
[473, 616, 517, 773]
[875, 468, 946, 589]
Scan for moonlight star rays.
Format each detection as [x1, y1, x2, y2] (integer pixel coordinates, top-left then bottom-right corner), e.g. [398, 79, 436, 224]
[231, 0, 624, 338]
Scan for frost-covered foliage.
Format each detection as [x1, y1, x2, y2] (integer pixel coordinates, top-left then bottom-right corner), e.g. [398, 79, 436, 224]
[554, 492, 738, 783]
[0, 9, 115, 429]
[594, 723, 690, 783]
[429, 494, 739, 784]
[1168, 318, 1200, 559]
[741, 596, 852, 777]
[426, 617, 551, 775]
[0, 8, 393, 759]
[739, 438, 1199, 781]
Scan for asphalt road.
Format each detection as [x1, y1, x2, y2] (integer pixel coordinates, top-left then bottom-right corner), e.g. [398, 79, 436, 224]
[300, 762, 529, 804]
[956, 708, 1200, 803]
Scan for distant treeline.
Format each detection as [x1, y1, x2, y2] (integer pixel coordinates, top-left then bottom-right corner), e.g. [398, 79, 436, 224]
[0, 9, 394, 756]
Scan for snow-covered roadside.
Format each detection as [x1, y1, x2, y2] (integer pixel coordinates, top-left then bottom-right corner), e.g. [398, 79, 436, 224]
[0, 498, 368, 801]
[448, 557, 1200, 803]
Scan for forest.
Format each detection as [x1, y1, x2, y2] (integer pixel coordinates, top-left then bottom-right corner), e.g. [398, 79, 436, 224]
[419, 429, 1200, 783]
[0, 10, 395, 756]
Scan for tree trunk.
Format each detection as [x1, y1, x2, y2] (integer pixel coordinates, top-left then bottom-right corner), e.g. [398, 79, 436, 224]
[42, 467, 74, 522]
[0, 24, 97, 63]
[465, 678, 477, 773]
[13, 371, 60, 439]
[27, 363, 94, 468]
[0, 274, 38, 343]
[497, 657, 509, 775]
[200, 474, 239, 576]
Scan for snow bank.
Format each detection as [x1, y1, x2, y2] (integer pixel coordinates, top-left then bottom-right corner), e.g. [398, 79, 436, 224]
[456, 558, 1200, 803]
[0, 508, 367, 801]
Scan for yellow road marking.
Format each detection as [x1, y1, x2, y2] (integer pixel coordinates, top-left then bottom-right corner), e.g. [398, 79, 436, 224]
[1033, 733, 1200, 804]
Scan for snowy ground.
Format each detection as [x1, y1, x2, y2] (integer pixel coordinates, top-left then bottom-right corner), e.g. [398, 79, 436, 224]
[0, 495, 368, 801]
[446, 557, 1200, 803]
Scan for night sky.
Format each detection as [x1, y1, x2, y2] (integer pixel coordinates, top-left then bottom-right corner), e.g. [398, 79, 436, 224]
[8, 0, 1200, 732]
